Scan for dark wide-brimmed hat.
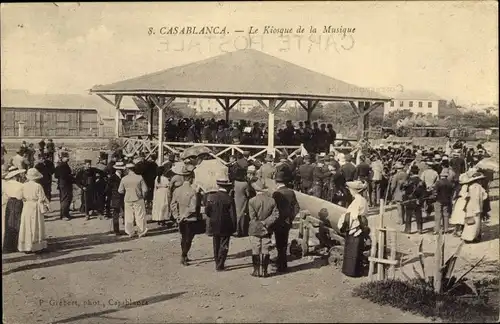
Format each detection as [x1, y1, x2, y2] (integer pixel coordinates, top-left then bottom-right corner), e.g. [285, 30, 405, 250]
[274, 171, 287, 183]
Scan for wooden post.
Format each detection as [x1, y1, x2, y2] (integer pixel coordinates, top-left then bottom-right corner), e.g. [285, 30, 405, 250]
[302, 223, 310, 257]
[158, 105, 164, 164]
[435, 231, 443, 293]
[115, 109, 120, 138]
[267, 100, 276, 156]
[377, 199, 386, 280]
[225, 108, 230, 122]
[388, 231, 397, 279]
[368, 234, 377, 281]
[148, 108, 154, 136]
[114, 95, 123, 138]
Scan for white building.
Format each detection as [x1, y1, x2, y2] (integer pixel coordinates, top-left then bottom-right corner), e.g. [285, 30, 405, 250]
[384, 90, 449, 117]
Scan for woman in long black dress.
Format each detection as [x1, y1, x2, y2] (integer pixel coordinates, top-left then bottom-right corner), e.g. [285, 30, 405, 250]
[3, 168, 27, 253]
[337, 180, 370, 277]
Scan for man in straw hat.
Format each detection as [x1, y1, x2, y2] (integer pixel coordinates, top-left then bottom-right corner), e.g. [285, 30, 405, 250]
[433, 169, 455, 235]
[118, 162, 148, 238]
[390, 161, 408, 225]
[248, 179, 279, 277]
[337, 180, 370, 277]
[54, 154, 74, 220]
[272, 171, 300, 273]
[170, 164, 200, 266]
[3, 167, 27, 253]
[204, 177, 236, 271]
[401, 165, 427, 234]
[108, 161, 126, 235]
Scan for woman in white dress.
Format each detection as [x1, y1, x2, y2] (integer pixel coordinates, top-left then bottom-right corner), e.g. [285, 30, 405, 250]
[151, 166, 170, 226]
[18, 168, 50, 254]
[450, 173, 470, 236]
[462, 171, 488, 243]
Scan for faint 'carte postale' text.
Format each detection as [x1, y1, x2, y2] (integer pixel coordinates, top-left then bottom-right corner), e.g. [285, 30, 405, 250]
[149, 25, 357, 54]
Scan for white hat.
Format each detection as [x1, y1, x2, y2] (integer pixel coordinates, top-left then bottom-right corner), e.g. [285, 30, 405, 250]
[26, 168, 42, 181]
[8, 166, 18, 172]
[346, 180, 368, 193]
[434, 154, 441, 160]
[125, 163, 135, 168]
[113, 161, 126, 170]
[247, 165, 256, 172]
[5, 168, 26, 180]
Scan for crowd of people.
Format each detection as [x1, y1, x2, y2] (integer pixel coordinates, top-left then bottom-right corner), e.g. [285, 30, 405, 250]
[1, 133, 494, 279]
[149, 118, 339, 153]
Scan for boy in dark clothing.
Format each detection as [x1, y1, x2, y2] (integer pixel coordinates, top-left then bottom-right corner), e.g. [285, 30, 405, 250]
[401, 165, 427, 234]
[433, 169, 455, 234]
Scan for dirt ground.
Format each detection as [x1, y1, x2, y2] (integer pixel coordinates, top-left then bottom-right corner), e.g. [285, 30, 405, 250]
[2, 139, 498, 323]
[3, 191, 433, 324]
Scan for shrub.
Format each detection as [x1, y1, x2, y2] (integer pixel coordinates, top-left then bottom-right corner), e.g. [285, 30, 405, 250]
[352, 279, 498, 323]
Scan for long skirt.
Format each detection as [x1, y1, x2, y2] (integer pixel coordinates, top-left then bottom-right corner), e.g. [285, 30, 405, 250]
[342, 234, 364, 277]
[3, 198, 24, 253]
[449, 197, 467, 225]
[18, 201, 47, 252]
[151, 187, 169, 221]
[233, 181, 250, 237]
[461, 215, 481, 242]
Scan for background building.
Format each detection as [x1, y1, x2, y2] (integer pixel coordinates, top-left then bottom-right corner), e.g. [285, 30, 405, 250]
[383, 90, 458, 117]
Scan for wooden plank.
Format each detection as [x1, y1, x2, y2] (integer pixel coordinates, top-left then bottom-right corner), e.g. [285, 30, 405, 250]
[368, 233, 378, 280]
[377, 230, 385, 280]
[368, 257, 398, 266]
[388, 231, 397, 279]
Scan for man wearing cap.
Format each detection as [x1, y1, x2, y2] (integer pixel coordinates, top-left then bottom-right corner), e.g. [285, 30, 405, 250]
[247, 180, 279, 277]
[298, 155, 315, 194]
[390, 161, 408, 225]
[54, 154, 74, 220]
[12, 148, 28, 171]
[34, 152, 55, 203]
[118, 163, 148, 238]
[257, 155, 276, 182]
[232, 151, 250, 237]
[143, 154, 158, 213]
[170, 166, 199, 265]
[341, 154, 356, 182]
[275, 154, 293, 185]
[272, 171, 300, 273]
[433, 169, 454, 235]
[401, 165, 427, 234]
[75, 159, 98, 220]
[108, 161, 126, 235]
[311, 154, 329, 199]
[450, 149, 466, 177]
[420, 159, 439, 219]
[204, 178, 236, 271]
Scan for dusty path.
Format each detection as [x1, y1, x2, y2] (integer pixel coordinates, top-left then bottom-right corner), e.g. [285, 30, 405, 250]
[3, 195, 430, 324]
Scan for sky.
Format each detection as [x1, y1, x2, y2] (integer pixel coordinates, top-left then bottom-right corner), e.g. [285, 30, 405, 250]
[1, 1, 498, 105]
